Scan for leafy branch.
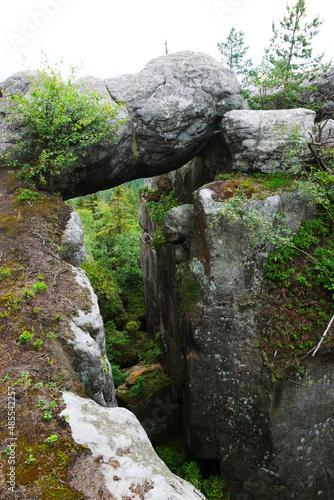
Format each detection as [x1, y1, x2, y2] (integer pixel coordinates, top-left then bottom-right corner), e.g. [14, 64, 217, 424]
[1, 54, 125, 191]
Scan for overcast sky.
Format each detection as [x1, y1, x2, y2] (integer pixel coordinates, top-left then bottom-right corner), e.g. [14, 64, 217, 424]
[1, 0, 334, 82]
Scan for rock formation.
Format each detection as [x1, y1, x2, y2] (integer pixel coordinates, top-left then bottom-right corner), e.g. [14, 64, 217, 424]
[220, 108, 315, 173]
[296, 65, 334, 120]
[140, 108, 334, 498]
[0, 170, 201, 499]
[61, 392, 203, 499]
[0, 51, 243, 199]
[1, 51, 334, 499]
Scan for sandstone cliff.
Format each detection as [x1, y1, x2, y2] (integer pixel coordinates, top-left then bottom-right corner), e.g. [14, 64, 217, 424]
[1, 52, 334, 499]
[0, 171, 202, 499]
[140, 108, 334, 499]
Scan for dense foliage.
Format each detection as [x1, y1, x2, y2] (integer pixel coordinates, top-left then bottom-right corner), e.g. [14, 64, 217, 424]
[155, 446, 229, 499]
[70, 182, 163, 382]
[1, 56, 124, 189]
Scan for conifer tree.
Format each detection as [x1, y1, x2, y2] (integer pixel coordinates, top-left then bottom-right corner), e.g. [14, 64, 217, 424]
[250, 0, 331, 109]
[217, 27, 253, 83]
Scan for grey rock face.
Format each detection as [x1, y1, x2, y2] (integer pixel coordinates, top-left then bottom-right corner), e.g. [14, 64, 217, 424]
[161, 204, 194, 243]
[67, 267, 116, 407]
[297, 66, 334, 120]
[316, 119, 334, 148]
[0, 98, 25, 156]
[220, 108, 315, 173]
[140, 176, 334, 497]
[105, 51, 242, 171]
[0, 52, 243, 199]
[59, 211, 88, 265]
[0, 70, 38, 96]
[61, 392, 205, 500]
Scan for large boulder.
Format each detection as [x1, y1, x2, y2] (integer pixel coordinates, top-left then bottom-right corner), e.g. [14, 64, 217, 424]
[220, 108, 315, 173]
[161, 204, 194, 243]
[105, 51, 242, 170]
[0, 52, 243, 199]
[61, 392, 205, 500]
[66, 266, 116, 407]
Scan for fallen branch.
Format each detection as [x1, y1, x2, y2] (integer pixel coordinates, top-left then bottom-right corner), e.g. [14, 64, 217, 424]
[48, 461, 67, 485]
[312, 313, 334, 356]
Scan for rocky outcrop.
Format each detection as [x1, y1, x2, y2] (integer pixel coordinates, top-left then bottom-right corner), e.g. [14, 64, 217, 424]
[220, 108, 315, 173]
[59, 211, 88, 265]
[297, 66, 334, 120]
[140, 115, 334, 497]
[0, 172, 118, 496]
[0, 51, 243, 199]
[61, 392, 204, 500]
[161, 204, 194, 243]
[67, 266, 116, 407]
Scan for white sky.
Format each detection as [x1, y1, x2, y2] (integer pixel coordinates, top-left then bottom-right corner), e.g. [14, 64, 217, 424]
[1, 0, 334, 82]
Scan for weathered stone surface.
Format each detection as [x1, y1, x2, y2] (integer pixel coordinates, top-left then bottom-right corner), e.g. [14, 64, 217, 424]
[297, 66, 334, 120]
[61, 392, 205, 500]
[0, 52, 243, 199]
[0, 98, 24, 156]
[67, 266, 116, 407]
[105, 51, 242, 170]
[0, 70, 38, 96]
[141, 176, 334, 497]
[270, 360, 334, 499]
[59, 210, 88, 265]
[317, 118, 334, 149]
[220, 108, 315, 173]
[161, 204, 194, 243]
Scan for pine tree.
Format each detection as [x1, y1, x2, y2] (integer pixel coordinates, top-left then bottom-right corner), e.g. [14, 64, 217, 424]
[217, 27, 253, 82]
[250, 0, 331, 109]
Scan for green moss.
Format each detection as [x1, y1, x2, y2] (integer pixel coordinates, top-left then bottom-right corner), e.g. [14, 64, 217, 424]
[176, 262, 200, 312]
[119, 370, 171, 406]
[131, 130, 139, 166]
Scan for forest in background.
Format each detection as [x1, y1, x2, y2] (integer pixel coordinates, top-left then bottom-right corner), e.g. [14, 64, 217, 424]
[68, 180, 163, 387]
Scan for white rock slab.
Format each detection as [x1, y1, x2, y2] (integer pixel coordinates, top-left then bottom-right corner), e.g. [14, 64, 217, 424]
[61, 392, 206, 500]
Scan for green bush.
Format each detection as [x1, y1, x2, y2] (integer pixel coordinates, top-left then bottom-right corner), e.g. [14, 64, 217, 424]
[147, 190, 178, 226]
[143, 339, 162, 363]
[104, 321, 130, 363]
[16, 189, 39, 202]
[81, 261, 124, 322]
[3, 55, 124, 189]
[111, 365, 127, 388]
[155, 446, 184, 474]
[155, 446, 228, 498]
[129, 375, 146, 396]
[18, 329, 34, 344]
[32, 281, 48, 293]
[202, 475, 226, 500]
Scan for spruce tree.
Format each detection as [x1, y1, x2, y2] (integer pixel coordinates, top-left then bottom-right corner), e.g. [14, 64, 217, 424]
[217, 27, 253, 83]
[250, 0, 331, 109]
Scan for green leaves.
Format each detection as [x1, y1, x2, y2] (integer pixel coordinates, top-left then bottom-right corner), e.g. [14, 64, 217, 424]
[147, 190, 178, 226]
[3, 56, 124, 190]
